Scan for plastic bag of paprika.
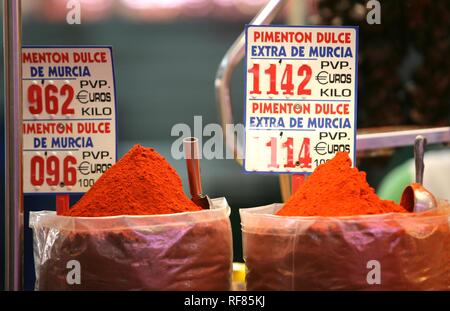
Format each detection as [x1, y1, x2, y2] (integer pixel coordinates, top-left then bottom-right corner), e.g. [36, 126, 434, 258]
[240, 202, 450, 290]
[30, 197, 232, 291]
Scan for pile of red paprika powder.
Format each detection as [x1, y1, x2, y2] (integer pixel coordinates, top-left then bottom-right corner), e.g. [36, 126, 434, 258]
[277, 152, 408, 216]
[33, 144, 233, 291]
[60, 144, 201, 217]
[242, 152, 450, 290]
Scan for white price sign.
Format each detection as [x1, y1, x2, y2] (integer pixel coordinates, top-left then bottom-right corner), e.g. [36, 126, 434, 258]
[22, 46, 117, 194]
[244, 25, 358, 173]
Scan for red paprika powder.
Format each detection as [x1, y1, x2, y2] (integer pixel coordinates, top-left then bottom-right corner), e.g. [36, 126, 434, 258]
[61, 144, 201, 217]
[277, 152, 408, 217]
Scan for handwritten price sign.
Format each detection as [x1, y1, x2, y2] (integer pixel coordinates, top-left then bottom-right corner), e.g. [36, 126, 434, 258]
[243, 25, 358, 173]
[22, 46, 117, 194]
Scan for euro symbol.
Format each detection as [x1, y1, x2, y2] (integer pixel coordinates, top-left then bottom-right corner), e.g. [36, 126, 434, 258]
[314, 142, 327, 156]
[76, 90, 89, 104]
[78, 161, 90, 176]
[315, 71, 329, 85]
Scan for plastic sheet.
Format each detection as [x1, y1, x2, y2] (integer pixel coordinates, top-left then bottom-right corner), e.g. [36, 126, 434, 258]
[30, 197, 233, 291]
[241, 202, 450, 290]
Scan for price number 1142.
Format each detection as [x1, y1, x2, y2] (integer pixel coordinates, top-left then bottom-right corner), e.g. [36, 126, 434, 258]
[248, 63, 312, 96]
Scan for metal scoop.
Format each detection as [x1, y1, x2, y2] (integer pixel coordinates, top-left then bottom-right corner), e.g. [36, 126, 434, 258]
[400, 135, 438, 213]
[183, 137, 212, 209]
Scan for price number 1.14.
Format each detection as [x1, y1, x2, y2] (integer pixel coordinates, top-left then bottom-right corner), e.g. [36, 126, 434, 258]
[265, 137, 312, 169]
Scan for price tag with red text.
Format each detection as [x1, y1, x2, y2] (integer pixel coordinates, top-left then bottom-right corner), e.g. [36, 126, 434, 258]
[244, 25, 358, 173]
[22, 46, 117, 194]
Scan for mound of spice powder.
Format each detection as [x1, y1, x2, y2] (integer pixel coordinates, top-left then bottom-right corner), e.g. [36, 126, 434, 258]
[62, 144, 201, 217]
[277, 152, 408, 217]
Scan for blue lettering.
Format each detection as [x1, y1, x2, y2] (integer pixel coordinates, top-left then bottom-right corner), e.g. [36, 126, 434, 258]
[309, 46, 353, 58]
[48, 66, 91, 77]
[307, 117, 351, 128]
[51, 136, 94, 148]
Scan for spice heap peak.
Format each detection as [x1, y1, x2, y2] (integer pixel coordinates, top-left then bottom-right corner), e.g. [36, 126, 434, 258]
[277, 152, 408, 217]
[62, 144, 201, 217]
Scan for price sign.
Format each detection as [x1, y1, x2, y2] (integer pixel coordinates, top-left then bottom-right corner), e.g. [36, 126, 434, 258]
[22, 46, 117, 194]
[244, 25, 358, 173]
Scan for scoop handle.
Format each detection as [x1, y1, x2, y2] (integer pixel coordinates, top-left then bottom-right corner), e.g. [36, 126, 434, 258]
[183, 137, 203, 199]
[414, 135, 426, 185]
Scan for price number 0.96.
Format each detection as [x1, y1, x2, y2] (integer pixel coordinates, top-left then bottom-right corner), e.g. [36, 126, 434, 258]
[30, 155, 77, 187]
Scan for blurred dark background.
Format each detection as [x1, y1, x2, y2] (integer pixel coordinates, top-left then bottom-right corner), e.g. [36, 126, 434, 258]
[1, 0, 449, 290]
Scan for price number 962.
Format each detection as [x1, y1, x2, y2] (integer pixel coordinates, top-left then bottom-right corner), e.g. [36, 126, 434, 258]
[27, 84, 75, 115]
